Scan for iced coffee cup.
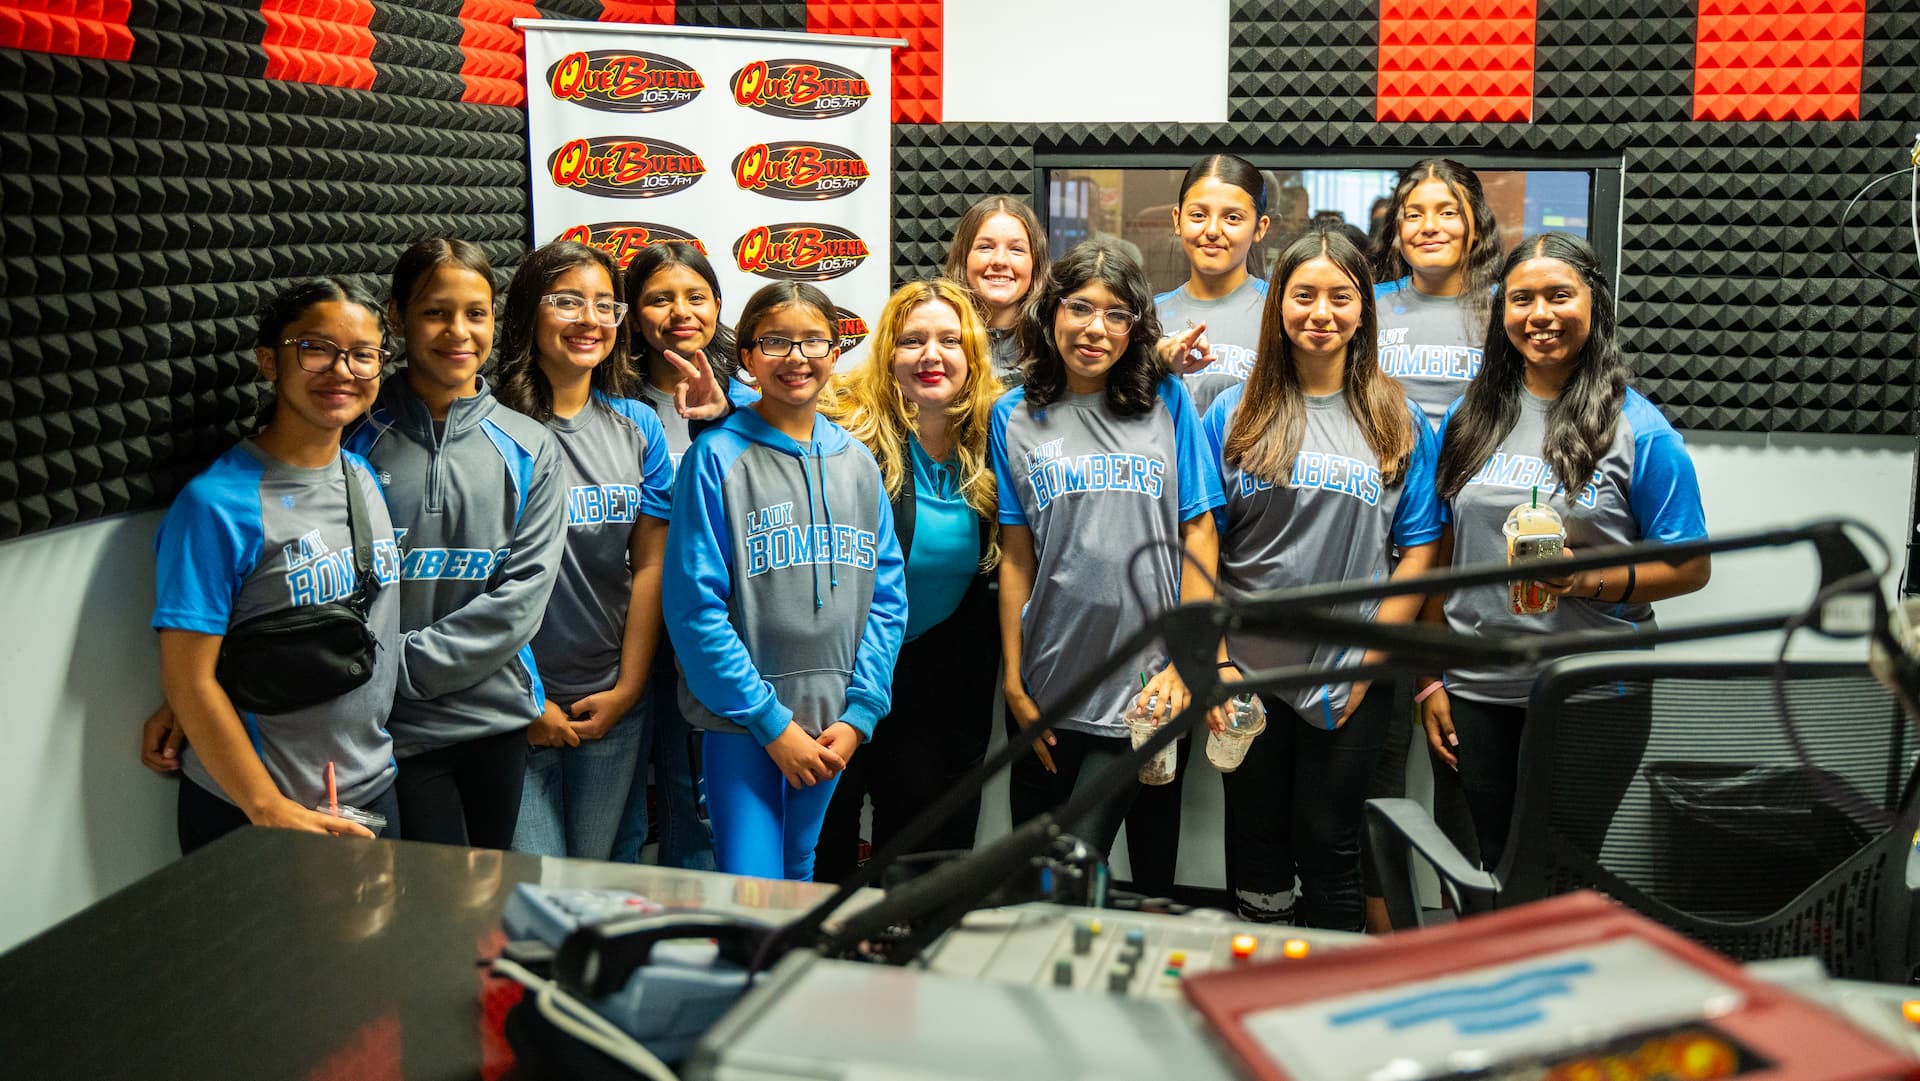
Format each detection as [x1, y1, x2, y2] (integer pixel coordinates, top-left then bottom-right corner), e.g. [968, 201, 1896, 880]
[1504, 494, 1565, 615]
[1206, 693, 1266, 772]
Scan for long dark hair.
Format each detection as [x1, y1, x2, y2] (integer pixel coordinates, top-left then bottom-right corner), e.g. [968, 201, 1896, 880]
[622, 242, 738, 383]
[1436, 233, 1628, 502]
[1374, 158, 1502, 339]
[1225, 232, 1415, 485]
[494, 240, 639, 422]
[257, 277, 384, 350]
[390, 237, 495, 314]
[1178, 153, 1268, 215]
[1019, 239, 1167, 416]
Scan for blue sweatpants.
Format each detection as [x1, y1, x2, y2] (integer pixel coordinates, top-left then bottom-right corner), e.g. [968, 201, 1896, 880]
[703, 729, 840, 880]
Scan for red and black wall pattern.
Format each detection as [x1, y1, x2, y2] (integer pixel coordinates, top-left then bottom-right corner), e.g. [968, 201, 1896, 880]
[2, 1, 1916, 539]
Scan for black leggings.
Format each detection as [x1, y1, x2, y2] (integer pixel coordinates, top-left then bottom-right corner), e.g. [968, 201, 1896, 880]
[1448, 690, 1649, 873]
[394, 728, 529, 849]
[177, 776, 401, 855]
[1007, 725, 1142, 860]
[1221, 689, 1392, 931]
[815, 575, 999, 883]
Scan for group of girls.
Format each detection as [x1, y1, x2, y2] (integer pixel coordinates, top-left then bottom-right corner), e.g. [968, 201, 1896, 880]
[148, 151, 1709, 922]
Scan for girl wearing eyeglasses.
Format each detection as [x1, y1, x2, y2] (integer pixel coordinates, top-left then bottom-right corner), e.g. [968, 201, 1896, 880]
[991, 239, 1224, 864]
[1154, 154, 1273, 417]
[154, 279, 404, 853]
[664, 281, 908, 880]
[492, 240, 681, 859]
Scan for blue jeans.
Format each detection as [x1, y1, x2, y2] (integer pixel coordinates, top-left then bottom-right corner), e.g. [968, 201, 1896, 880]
[511, 698, 647, 860]
[610, 668, 717, 869]
[703, 729, 839, 880]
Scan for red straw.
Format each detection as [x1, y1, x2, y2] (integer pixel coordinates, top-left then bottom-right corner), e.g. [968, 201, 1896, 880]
[325, 760, 338, 816]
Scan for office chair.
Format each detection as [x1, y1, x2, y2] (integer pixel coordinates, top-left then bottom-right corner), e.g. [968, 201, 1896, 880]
[1366, 653, 1920, 982]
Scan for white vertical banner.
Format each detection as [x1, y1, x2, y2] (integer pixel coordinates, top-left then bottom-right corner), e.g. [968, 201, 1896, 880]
[517, 20, 901, 366]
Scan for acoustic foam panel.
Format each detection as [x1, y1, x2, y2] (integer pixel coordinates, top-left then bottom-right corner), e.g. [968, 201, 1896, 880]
[1377, 0, 1536, 123]
[806, 0, 941, 124]
[1694, 0, 1866, 121]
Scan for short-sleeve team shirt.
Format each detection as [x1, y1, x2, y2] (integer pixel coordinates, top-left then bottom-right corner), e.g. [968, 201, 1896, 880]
[1156, 277, 1268, 416]
[152, 441, 404, 810]
[1439, 389, 1708, 706]
[530, 395, 675, 703]
[1204, 385, 1442, 724]
[990, 375, 1225, 736]
[1375, 277, 1485, 430]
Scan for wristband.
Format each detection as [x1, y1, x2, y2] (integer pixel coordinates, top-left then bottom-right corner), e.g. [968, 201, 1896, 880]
[1216, 660, 1238, 670]
[1414, 681, 1444, 704]
[1619, 565, 1636, 605]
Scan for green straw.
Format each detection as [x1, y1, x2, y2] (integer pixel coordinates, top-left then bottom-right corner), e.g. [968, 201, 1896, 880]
[1139, 672, 1149, 689]
[1531, 484, 1538, 508]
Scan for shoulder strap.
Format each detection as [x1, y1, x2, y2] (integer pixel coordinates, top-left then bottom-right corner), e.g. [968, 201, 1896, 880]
[891, 466, 916, 558]
[340, 455, 377, 615]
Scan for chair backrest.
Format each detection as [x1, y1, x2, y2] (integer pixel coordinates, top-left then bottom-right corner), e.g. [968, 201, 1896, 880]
[1498, 652, 1919, 981]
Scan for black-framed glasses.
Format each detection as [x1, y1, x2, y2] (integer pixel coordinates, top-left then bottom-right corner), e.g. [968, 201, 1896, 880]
[540, 293, 628, 326]
[281, 338, 387, 380]
[749, 335, 836, 359]
[1056, 297, 1139, 335]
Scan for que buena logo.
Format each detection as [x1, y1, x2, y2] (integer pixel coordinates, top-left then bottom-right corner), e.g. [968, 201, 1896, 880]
[834, 307, 870, 354]
[546, 50, 703, 112]
[732, 141, 871, 200]
[547, 137, 705, 198]
[733, 222, 872, 281]
[557, 223, 708, 270]
[729, 58, 871, 119]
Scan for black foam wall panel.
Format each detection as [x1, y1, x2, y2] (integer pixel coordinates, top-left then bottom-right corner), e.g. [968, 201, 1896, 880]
[0, 0, 1915, 542]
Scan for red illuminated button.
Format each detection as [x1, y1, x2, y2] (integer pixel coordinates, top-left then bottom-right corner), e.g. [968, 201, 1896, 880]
[1230, 934, 1257, 960]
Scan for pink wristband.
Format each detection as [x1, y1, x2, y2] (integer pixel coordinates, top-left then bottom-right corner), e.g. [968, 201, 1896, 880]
[1414, 682, 1444, 704]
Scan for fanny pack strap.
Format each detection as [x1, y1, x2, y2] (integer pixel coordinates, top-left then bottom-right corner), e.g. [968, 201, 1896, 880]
[340, 455, 376, 618]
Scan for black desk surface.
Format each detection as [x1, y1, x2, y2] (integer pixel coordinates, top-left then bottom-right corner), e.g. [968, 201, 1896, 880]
[0, 828, 851, 1080]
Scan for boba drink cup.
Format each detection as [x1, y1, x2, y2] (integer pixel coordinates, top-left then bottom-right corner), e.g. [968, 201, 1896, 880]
[1206, 693, 1267, 772]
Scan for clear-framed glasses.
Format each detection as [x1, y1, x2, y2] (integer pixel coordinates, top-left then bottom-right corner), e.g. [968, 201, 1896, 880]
[1056, 297, 1139, 335]
[749, 334, 836, 359]
[540, 293, 628, 326]
[281, 338, 387, 380]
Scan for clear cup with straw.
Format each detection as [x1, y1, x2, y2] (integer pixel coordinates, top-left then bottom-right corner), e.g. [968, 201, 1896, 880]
[1505, 484, 1565, 615]
[1206, 693, 1266, 772]
[1128, 672, 1178, 786]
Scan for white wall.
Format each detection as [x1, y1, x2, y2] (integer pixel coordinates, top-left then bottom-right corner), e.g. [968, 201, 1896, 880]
[0, 511, 174, 951]
[0, 432, 1910, 946]
[942, 0, 1230, 125]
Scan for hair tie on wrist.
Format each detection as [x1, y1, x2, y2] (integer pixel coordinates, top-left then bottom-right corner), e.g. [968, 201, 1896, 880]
[1619, 565, 1636, 605]
[1216, 660, 1238, 670]
[1415, 682, 1444, 704]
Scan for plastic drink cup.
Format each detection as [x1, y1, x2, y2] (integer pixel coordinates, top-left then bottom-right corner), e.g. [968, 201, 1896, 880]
[1505, 496, 1566, 615]
[1127, 695, 1178, 786]
[314, 803, 388, 833]
[1207, 694, 1267, 772]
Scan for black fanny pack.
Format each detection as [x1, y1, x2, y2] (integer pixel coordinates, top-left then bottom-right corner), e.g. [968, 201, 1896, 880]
[215, 456, 381, 715]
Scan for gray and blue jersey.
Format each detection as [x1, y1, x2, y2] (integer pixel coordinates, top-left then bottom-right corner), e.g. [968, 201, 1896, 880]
[1203, 385, 1442, 723]
[153, 441, 403, 810]
[990, 376, 1225, 737]
[1156, 276, 1268, 415]
[532, 394, 675, 703]
[664, 408, 907, 744]
[1375, 276, 1484, 429]
[1439, 388, 1708, 705]
[344, 376, 565, 755]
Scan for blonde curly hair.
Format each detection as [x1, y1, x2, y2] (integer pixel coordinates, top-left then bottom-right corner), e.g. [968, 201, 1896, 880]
[820, 278, 1003, 569]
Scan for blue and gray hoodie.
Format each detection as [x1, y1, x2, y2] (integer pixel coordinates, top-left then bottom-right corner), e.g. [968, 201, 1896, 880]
[344, 374, 566, 756]
[662, 407, 907, 744]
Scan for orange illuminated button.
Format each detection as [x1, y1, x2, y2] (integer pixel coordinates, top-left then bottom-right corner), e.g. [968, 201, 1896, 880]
[1903, 999, 1920, 1024]
[1282, 938, 1311, 959]
[1230, 934, 1257, 960]
[1167, 950, 1187, 968]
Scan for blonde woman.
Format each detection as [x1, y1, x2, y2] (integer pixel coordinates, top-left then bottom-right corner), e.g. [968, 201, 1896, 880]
[814, 278, 1006, 881]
